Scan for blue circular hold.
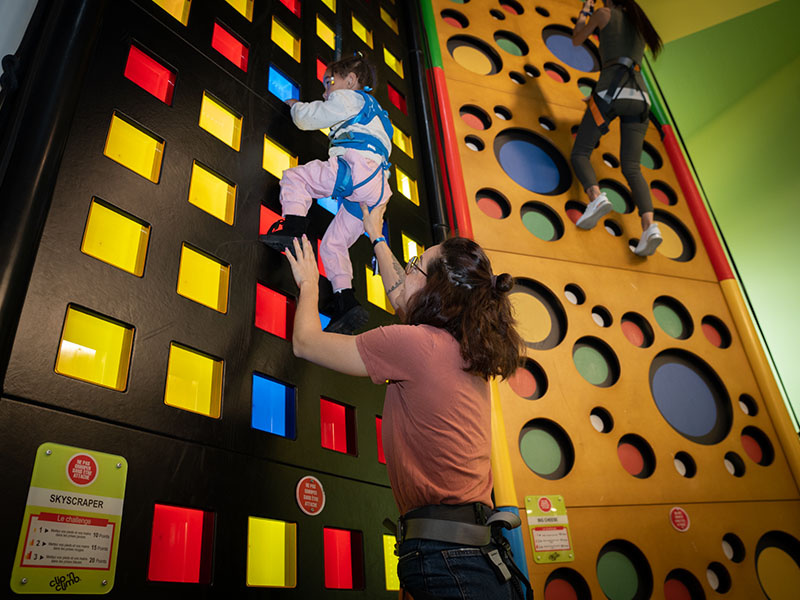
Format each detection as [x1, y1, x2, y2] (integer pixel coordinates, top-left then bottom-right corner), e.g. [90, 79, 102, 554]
[544, 32, 598, 72]
[652, 362, 717, 438]
[498, 139, 560, 194]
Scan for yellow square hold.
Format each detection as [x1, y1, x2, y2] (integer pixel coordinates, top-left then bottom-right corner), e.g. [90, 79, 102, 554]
[366, 266, 394, 314]
[384, 47, 403, 78]
[177, 244, 230, 313]
[247, 517, 297, 587]
[392, 125, 413, 158]
[394, 167, 419, 205]
[152, 0, 191, 26]
[164, 343, 223, 418]
[225, 0, 253, 21]
[81, 199, 150, 276]
[188, 162, 236, 225]
[381, 8, 399, 35]
[317, 16, 336, 50]
[272, 18, 301, 62]
[55, 305, 134, 391]
[104, 113, 164, 183]
[401, 233, 424, 264]
[263, 136, 298, 179]
[352, 15, 373, 48]
[199, 92, 242, 151]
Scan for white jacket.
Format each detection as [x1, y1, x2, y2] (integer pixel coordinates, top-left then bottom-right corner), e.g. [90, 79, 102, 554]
[290, 89, 392, 165]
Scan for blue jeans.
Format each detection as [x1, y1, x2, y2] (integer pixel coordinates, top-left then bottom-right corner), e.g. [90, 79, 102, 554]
[397, 539, 525, 600]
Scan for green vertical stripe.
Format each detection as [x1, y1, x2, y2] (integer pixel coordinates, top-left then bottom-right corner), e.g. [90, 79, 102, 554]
[419, 0, 443, 69]
[642, 63, 670, 126]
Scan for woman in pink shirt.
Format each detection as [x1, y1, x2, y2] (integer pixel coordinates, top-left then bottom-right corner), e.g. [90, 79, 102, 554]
[284, 205, 529, 599]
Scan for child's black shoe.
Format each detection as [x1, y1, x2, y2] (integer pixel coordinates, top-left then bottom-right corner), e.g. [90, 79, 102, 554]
[324, 288, 369, 335]
[259, 215, 309, 256]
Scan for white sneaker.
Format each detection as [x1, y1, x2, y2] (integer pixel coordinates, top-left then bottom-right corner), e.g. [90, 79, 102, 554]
[632, 224, 663, 257]
[576, 193, 613, 230]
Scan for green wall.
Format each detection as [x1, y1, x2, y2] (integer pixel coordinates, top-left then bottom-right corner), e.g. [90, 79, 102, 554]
[649, 0, 800, 429]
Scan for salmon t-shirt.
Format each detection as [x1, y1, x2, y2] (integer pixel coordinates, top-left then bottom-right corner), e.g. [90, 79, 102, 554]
[355, 324, 494, 515]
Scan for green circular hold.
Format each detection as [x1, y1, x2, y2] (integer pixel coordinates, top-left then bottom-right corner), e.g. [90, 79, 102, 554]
[654, 304, 684, 338]
[522, 210, 556, 241]
[497, 38, 523, 56]
[597, 551, 639, 600]
[641, 149, 656, 169]
[573, 345, 609, 386]
[579, 84, 593, 96]
[520, 428, 562, 475]
[601, 186, 627, 213]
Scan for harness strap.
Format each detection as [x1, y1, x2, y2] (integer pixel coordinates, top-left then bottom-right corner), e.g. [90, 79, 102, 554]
[332, 156, 389, 219]
[402, 518, 492, 546]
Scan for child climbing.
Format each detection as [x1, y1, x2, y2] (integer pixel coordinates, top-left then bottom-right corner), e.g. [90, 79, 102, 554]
[260, 54, 393, 334]
[570, 0, 664, 257]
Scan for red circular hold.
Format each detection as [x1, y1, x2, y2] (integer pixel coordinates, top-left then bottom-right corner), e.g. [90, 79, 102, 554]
[546, 69, 564, 83]
[477, 196, 505, 219]
[509, 367, 537, 398]
[621, 320, 645, 347]
[618, 443, 644, 476]
[67, 453, 98, 487]
[741, 434, 763, 463]
[443, 16, 464, 28]
[566, 208, 582, 224]
[664, 578, 692, 600]
[545, 578, 579, 600]
[702, 322, 723, 347]
[461, 112, 486, 130]
[296, 475, 326, 516]
[652, 187, 672, 205]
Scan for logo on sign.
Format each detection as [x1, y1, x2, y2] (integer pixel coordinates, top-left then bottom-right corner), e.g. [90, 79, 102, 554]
[669, 507, 690, 532]
[538, 497, 552, 512]
[296, 476, 326, 516]
[66, 454, 98, 487]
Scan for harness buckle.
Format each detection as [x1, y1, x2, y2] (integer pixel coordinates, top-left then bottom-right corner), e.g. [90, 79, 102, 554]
[482, 547, 512, 583]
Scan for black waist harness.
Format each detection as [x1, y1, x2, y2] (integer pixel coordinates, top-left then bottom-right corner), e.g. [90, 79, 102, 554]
[387, 503, 534, 600]
[589, 56, 649, 132]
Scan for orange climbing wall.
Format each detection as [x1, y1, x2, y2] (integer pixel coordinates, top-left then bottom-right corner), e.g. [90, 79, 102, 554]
[429, 0, 800, 598]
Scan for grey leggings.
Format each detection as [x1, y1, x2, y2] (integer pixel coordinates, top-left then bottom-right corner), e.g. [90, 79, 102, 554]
[570, 98, 653, 215]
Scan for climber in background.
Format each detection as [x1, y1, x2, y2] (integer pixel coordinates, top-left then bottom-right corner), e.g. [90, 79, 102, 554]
[570, 0, 664, 257]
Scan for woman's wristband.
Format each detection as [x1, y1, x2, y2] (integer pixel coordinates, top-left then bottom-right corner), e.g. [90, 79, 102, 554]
[371, 236, 386, 249]
[580, 10, 591, 16]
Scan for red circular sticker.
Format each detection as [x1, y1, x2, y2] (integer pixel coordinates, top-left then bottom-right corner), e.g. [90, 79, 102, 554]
[670, 506, 690, 532]
[538, 497, 552, 512]
[296, 476, 326, 516]
[66, 454, 98, 487]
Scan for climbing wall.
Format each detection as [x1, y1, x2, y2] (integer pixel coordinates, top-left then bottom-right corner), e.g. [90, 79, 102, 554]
[425, 0, 800, 598]
[1, 0, 431, 596]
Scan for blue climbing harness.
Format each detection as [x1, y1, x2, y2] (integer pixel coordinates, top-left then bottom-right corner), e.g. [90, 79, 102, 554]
[329, 90, 393, 219]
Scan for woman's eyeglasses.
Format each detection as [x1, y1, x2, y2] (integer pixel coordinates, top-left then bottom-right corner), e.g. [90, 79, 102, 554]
[405, 255, 427, 277]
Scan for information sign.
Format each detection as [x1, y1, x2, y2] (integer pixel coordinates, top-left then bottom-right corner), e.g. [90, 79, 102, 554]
[10, 443, 127, 594]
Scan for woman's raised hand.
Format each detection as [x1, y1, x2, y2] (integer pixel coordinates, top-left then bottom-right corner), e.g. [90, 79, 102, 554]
[361, 203, 386, 240]
[285, 235, 319, 289]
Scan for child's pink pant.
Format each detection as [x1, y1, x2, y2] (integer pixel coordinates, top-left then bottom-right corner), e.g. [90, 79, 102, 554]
[279, 148, 391, 291]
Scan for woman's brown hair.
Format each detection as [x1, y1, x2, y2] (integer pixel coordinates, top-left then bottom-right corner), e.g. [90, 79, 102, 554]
[614, 0, 663, 57]
[404, 237, 525, 381]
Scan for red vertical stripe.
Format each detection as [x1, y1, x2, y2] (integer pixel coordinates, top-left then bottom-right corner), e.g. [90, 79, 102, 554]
[429, 67, 472, 239]
[661, 125, 733, 281]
